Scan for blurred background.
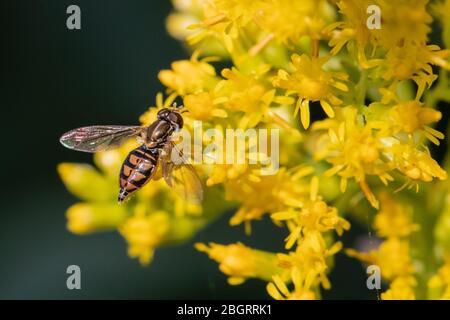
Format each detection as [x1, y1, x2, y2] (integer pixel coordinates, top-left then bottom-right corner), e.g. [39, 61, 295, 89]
[1, 0, 385, 299]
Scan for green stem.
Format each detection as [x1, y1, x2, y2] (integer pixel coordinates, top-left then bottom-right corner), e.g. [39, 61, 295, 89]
[355, 69, 368, 106]
[409, 192, 438, 299]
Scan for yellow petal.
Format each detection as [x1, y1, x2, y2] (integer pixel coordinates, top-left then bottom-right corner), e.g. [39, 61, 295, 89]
[300, 100, 310, 129]
[332, 81, 348, 92]
[320, 100, 335, 118]
[273, 96, 295, 105]
[57, 163, 114, 201]
[285, 227, 301, 249]
[228, 277, 245, 285]
[66, 203, 127, 234]
[271, 211, 297, 221]
[272, 275, 290, 297]
[267, 283, 284, 300]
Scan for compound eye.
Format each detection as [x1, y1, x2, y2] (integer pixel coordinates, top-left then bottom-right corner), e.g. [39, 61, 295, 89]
[157, 109, 170, 119]
[168, 112, 183, 129]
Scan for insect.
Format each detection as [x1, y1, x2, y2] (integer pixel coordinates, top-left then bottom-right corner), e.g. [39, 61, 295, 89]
[59, 107, 203, 204]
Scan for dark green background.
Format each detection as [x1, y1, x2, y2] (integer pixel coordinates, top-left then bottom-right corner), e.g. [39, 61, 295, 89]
[1, 0, 388, 299]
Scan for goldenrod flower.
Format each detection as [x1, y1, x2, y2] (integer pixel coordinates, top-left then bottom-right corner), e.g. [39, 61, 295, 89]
[431, 0, 450, 29]
[158, 51, 219, 95]
[389, 143, 447, 188]
[166, 1, 206, 42]
[382, 277, 417, 300]
[66, 203, 127, 234]
[326, 0, 380, 66]
[119, 207, 170, 265]
[225, 167, 312, 231]
[318, 109, 389, 208]
[273, 54, 348, 129]
[374, 0, 431, 49]
[195, 242, 286, 285]
[272, 177, 350, 249]
[253, 0, 332, 44]
[374, 193, 420, 238]
[379, 99, 444, 145]
[217, 65, 280, 127]
[347, 238, 414, 281]
[428, 257, 450, 299]
[278, 232, 343, 290]
[183, 91, 228, 120]
[267, 269, 316, 300]
[188, 0, 263, 50]
[328, 0, 437, 66]
[206, 163, 249, 186]
[380, 44, 450, 100]
[58, 163, 116, 202]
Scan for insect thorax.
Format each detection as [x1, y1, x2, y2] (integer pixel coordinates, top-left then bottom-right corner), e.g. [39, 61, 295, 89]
[145, 120, 174, 148]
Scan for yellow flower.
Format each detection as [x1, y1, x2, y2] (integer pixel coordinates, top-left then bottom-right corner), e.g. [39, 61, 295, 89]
[327, 124, 382, 182]
[376, 238, 415, 280]
[381, 99, 444, 145]
[277, 231, 343, 290]
[119, 207, 170, 266]
[320, 108, 390, 208]
[217, 65, 285, 127]
[428, 257, 450, 299]
[267, 269, 316, 300]
[58, 163, 116, 202]
[326, 0, 380, 66]
[389, 143, 447, 189]
[225, 167, 312, 231]
[66, 203, 127, 234]
[276, 203, 349, 249]
[347, 238, 414, 281]
[166, 0, 205, 41]
[183, 91, 228, 121]
[273, 54, 348, 129]
[382, 276, 417, 300]
[328, 0, 435, 68]
[374, 192, 420, 238]
[374, 0, 431, 49]
[381, 44, 450, 99]
[205, 0, 259, 27]
[195, 242, 286, 285]
[158, 51, 219, 95]
[431, 0, 450, 27]
[272, 176, 350, 249]
[188, 0, 262, 50]
[253, 0, 332, 44]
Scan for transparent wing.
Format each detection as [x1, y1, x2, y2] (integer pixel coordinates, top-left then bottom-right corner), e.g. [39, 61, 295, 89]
[161, 142, 203, 204]
[60, 125, 143, 153]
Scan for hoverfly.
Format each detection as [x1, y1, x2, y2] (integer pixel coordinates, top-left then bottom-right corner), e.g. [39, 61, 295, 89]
[59, 107, 203, 204]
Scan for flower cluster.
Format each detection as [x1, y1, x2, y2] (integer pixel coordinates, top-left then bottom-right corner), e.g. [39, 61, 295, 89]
[58, 0, 450, 299]
[346, 192, 419, 299]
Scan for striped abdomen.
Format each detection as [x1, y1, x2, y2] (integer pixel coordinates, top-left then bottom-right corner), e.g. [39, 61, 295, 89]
[118, 145, 159, 203]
